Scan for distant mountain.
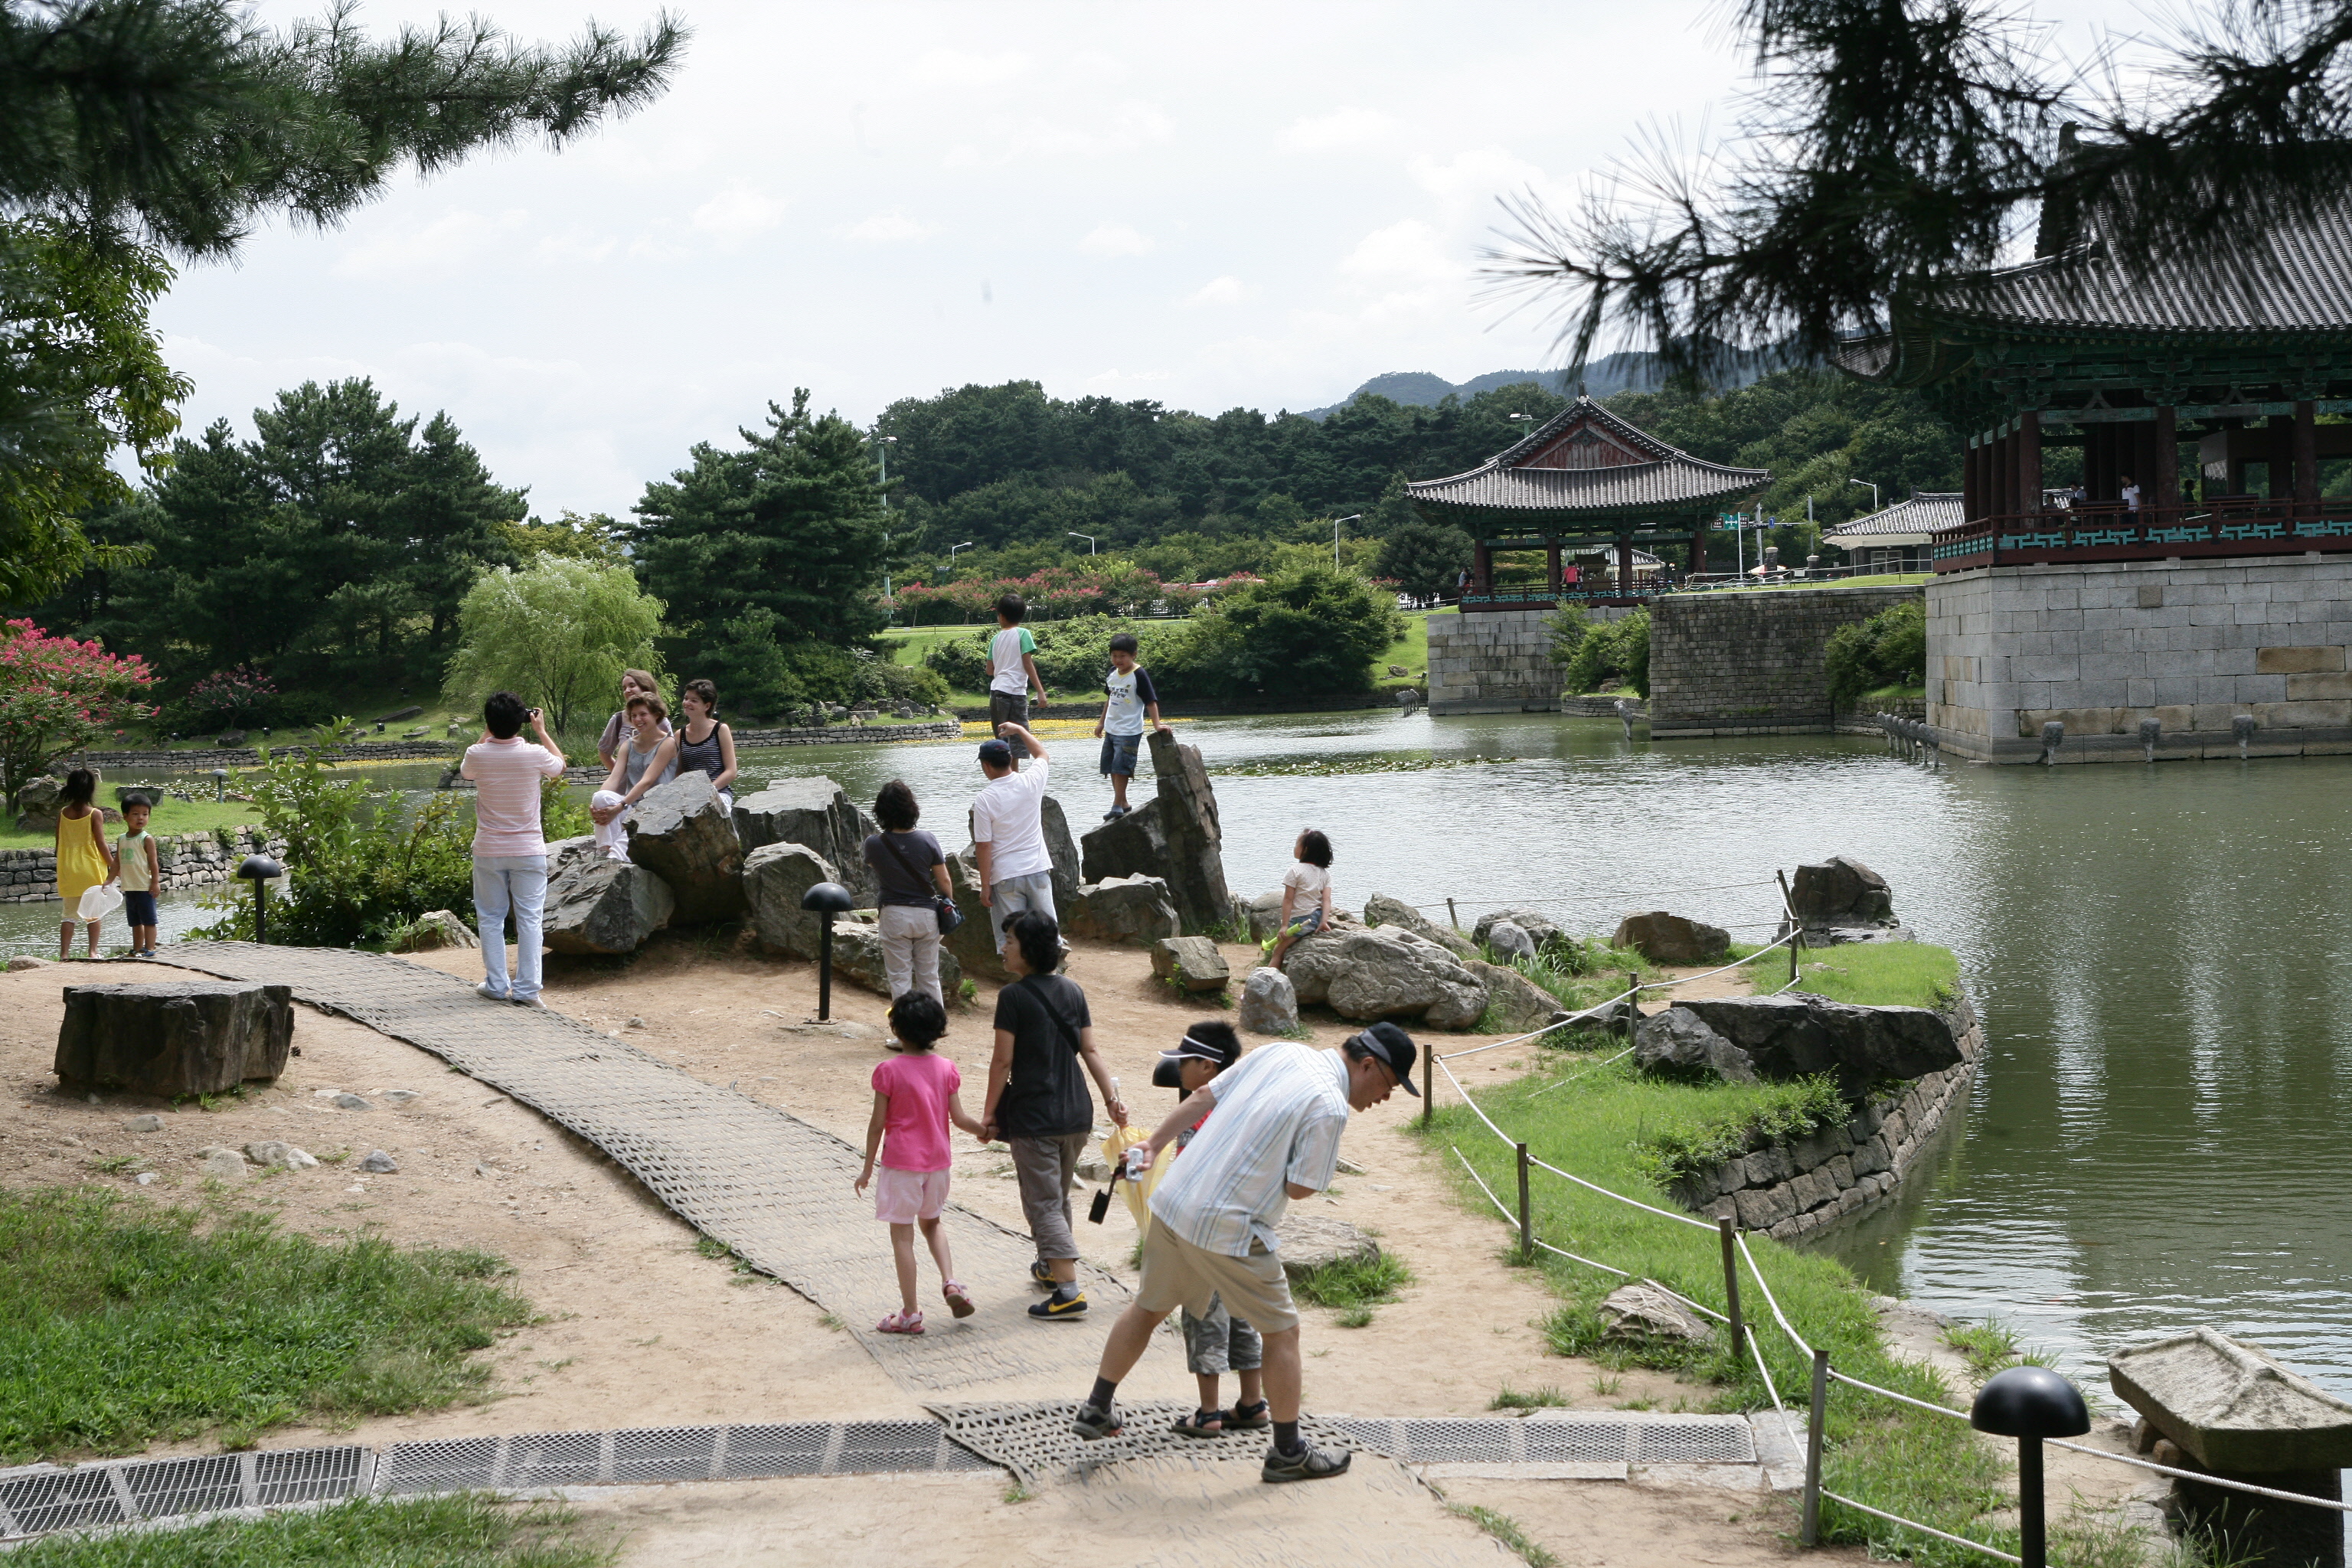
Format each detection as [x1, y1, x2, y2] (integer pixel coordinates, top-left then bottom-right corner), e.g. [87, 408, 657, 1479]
[1298, 350, 1759, 420]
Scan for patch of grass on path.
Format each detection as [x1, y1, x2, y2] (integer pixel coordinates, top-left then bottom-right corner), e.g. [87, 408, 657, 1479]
[1292, 1253, 1413, 1309]
[0, 1188, 531, 1461]
[1746, 940, 1959, 1010]
[1419, 1027, 2017, 1565]
[8, 1494, 612, 1567]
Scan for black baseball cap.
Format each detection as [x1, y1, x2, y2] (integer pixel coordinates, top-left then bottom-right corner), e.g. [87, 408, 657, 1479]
[1353, 1022, 1421, 1096]
[977, 738, 1012, 766]
[1152, 1027, 1240, 1088]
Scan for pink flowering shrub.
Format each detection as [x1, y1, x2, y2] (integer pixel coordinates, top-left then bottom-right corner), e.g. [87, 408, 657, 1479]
[0, 620, 157, 812]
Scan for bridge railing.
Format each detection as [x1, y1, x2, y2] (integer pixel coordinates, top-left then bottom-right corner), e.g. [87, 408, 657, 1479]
[1932, 498, 2352, 571]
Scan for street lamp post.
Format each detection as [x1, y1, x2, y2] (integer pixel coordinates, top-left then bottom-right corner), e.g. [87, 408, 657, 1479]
[877, 435, 899, 602]
[1847, 478, 1881, 511]
[1331, 514, 1363, 571]
[1068, 532, 1096, 555]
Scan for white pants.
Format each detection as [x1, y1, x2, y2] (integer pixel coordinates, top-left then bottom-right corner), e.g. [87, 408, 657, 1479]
[878, 903, 944, 1004]
[591, 791, 629, 858]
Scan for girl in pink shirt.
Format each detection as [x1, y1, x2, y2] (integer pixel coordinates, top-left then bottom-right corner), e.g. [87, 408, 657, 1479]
[855, 992, 987, 1334]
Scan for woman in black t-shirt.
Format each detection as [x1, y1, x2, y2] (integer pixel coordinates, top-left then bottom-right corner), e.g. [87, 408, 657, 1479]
[983, 911, 1129, 1320]
[863, 779, 950, 1005]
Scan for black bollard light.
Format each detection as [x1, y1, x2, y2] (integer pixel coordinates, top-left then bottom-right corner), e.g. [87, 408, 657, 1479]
[799, 881, 854, 1020]
[1971, 1364, 2090, 1568]
[237, 855, 281, 945]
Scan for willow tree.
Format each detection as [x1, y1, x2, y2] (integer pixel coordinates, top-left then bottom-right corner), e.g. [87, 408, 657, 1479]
[445, 559, 665, 739]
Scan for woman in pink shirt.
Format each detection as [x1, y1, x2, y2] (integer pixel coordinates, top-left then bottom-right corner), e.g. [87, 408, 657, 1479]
[459, 692, 567, 1007]
[854, 992, 987, 1334]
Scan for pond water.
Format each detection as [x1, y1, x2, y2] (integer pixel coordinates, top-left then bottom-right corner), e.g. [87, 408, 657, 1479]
[6, 715, 2347, 1404]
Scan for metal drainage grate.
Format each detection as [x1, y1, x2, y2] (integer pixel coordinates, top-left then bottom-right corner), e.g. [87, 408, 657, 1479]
[0, 1446, 371, 1539]
[1331, 1413, 1754, 1467]
[929, 1401, 1361, 1489]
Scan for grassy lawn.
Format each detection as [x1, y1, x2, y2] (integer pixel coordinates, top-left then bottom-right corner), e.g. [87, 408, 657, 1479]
[0, 798, 266, 852]
[8, 1495, 612, 1567]
[0, 1188, 531, 1461]
[1374, 609, 1438, 690]
[1420, 940, 2071, 1565]
[1745, 940, 1958, 1010]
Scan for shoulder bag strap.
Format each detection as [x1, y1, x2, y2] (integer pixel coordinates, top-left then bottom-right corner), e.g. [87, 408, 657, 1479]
[1020, 975, 1085, 1055]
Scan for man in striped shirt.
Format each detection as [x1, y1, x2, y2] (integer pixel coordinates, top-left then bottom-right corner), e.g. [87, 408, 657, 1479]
[1070, 1024, 1420, 1484]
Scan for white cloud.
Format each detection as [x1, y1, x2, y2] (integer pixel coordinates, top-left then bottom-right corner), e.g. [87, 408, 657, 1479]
[1341, 220, 1467, 284]
[691, 189, 787, 237]
[1080, 223, 1155, 257]
[942, 102, 1176, 167]
[1084, 368, 1171, 387]
[839, 208, 937, 243]
[1186, 275, 1258, 306]
[905, 47, 1030, 88]
[331, 209, 529, 282]
[1281, 106, 1394, 152]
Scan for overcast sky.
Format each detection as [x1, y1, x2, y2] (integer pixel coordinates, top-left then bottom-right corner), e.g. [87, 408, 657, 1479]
[152, 0, 2139, 521]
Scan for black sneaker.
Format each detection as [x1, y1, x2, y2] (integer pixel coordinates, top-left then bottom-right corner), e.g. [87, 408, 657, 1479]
[1071, 1401, 1123, 1441]
[1029, 1260, 1058, 1288]
[1262, 1442, 1351, 1484]
[1027, 1285, 1087, 1320]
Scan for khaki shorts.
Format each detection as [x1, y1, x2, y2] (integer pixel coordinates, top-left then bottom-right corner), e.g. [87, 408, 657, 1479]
[1136, 1224, 1299, 1335]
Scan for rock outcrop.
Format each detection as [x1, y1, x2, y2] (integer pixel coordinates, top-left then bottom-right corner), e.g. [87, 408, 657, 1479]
[1079, 729, 1230, 933]
[1287, 922, 1486, 1031]
[542, 859, 676, 956]
[55, 981, 293, 1096]
[1599, 1281, 1716, 1349]
[1152, 936, 1230, 992]
[1274, 1211, 1380, 1278]
[1671, 993, 1962, 1096]
[1364, 893, 1478, 958]
[1063, 874, 1181, 946]
[1467, 959, 1570, 1035]
[1485, 920, 1537, 962]
[830, 918, 965, 999]
[1614, 911, 1730, 965]
[1473, 906, 1562, 949]
[1784, 856, 1913, 945]
[1633, 1006, 1759, 1083]
[1238, 966, 1299, 1034]
[391, 910, 477, 952]
[731, 779, 878, 907]
[624, 772, 746, 924]
[942, 848, 1008, 980]
[742, 842, 840, 959]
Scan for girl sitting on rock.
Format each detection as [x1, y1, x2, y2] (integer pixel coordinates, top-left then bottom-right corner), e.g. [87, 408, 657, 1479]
[1268, 829, 1334, 970]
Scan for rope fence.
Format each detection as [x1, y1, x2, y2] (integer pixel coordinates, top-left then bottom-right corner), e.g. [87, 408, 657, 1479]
[1415, 873, 2313, 1564]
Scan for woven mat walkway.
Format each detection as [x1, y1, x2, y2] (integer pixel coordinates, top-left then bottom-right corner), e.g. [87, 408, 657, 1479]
[160, 942, 1176, 1409]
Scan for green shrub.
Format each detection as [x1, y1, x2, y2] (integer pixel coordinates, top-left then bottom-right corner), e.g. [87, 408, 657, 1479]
[1630, 1074, 1851, 1187]
[1291, 1252, 1413, 1308]
[878, 661, 949, 707]
[188, 720, 478, 948]
[1562, 608, 1650, 697]
[1824, 599, 1926, 707]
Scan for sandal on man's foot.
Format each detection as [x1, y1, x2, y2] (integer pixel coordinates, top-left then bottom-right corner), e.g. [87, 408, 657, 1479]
[875, 1309, 924, 1334]
[1072, 1402, 1124, 1441]
[1225, 1399, 1270, 1431]
[942, 1280, 975, 1318]
[1172, 1407, 1226, 1439]
[1262, 1442, 1351, 1484]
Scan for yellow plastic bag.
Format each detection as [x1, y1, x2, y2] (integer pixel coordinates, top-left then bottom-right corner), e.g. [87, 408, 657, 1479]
[1099, 1125, 1168, 1237]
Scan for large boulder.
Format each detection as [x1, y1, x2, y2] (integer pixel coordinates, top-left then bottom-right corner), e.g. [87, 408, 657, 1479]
[2109, 1328, 2352, 1475]
[546, 834, 602, 884]
[1079, 730, 1230, 933]
[731, 779, 878, 906]
[1243, 889, 1287, 941]
[942, 848, 1008, 981]
[742, 842, 839, 959]
[543, 858, 675, 955]
[1152, 936, 1230, 992]
[1788, 856, 1896, 929]
[1063, 874, 1181, 946]
[1039, 794, 1084, 912]
[1467, 959, 1570, 1036]
[1485, 921, 1537, 962]
[1237, 966, 1298, 1034]
[1671, 994, 1961, 1096]
[1599, 1281, 1716, 1350]
[1634, 1006, 1758, 1083]
[831, 919, 964, 999]
[1274, 1211, 1380, 1279]
[14, 774, 62, 831]
[624, 771, 746, 924]
[1288, 924, 1486, 1031]
[391, 910, 478, 953]
[1364, 893, 1478, 959]
[1615, 912, 1731, 966]
[55, 982, 293, 1096]
[1473, 906, 1563, 949]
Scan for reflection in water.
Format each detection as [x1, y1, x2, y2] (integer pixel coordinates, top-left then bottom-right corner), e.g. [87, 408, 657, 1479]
[5, 716, 2345, 1394]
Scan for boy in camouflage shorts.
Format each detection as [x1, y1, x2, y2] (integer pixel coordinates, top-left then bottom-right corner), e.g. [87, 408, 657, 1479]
[1154, 1022, 1269, 1438]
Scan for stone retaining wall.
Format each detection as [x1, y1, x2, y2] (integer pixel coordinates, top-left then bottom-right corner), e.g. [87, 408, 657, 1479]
[55, 741, 454, 773]
[1669, 991, 1983, 1242]
[1427, 609, 1557, 714]
[1649, 585, 1923, 737]
[2, 828, 288, 903]
[732, 720, 962, 746]
[1928, 555, 2352, 763]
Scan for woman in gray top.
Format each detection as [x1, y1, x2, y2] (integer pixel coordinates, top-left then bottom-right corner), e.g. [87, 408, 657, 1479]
[590, 694, 678, 859]
[862, 779, 952, 1005]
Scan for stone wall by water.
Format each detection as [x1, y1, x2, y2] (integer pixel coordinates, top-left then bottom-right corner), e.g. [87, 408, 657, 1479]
[1649, 585, 1923, 737]
[2, 828, 288, 904]
[57, 741, 454, 773]
[1669, 991, 1983, 1242]
[1928, 555, 2352, 763]
[1427, 606, 1638, 716]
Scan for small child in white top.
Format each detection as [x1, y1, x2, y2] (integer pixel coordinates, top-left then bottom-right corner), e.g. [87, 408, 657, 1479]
[1269, 828, 1334, 969]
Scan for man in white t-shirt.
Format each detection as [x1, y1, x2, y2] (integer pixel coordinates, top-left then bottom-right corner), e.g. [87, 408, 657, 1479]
[971, 722, 1054, 952]
[460, 691, 567, 1008]
[2119, 474, 2141, 515]
[988, 593, 1049, 736]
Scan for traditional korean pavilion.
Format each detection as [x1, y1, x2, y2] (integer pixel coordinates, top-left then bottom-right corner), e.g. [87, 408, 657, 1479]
[1840, 183, 2352, 570]
[1821, 492, 1962, 573]
[1406, 396, 1769, 611]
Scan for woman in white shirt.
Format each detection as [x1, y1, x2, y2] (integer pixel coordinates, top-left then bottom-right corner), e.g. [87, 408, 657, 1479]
[1268, 829, 1334, 969]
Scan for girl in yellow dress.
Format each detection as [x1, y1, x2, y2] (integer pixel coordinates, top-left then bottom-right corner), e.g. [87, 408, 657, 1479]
[54, 769, 116, 960]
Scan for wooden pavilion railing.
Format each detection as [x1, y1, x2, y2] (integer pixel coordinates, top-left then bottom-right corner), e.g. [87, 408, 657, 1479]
[1932, 497, 2352, 571]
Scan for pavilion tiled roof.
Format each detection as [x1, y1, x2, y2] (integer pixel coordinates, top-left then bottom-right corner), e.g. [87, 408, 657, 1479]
[1406, 396, 1768, 519]
[1823, 492, 1962, 544]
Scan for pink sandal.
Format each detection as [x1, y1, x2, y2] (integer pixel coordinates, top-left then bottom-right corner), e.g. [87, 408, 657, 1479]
[942, 1281, 975, 1318]
[877, 1309, 924, 1334]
